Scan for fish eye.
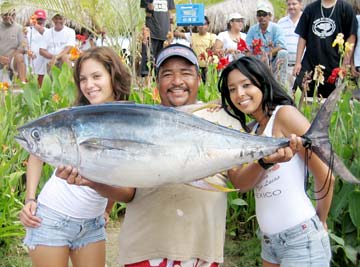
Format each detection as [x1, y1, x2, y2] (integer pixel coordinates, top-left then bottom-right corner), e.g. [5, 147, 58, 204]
[31, 129, 40, 141]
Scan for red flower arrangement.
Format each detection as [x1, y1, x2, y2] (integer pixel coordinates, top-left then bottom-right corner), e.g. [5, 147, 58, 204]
[217, 57, 230, 70]
[327, 67, 346, 84]
[237, 38, 249, 52]
[76, 34, 86, 43]
[251, 38, 263, 55]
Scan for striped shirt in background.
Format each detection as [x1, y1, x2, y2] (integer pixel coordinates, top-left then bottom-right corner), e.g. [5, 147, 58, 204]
[277, 15, 301, 66]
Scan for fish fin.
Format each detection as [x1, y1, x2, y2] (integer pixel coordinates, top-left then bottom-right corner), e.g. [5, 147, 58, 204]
[304, 82, 360, 184]
[175, 102, 221, 114]
[79, 138, 154, 150]
[186, 178, 238, 192]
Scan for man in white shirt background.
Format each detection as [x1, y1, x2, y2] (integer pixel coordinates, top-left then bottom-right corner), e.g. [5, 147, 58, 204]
[278, 0, 303, 91]
[39, 13, 76, 70]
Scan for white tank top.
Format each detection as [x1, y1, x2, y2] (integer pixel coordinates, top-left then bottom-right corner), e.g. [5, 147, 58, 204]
[38, 171, 107, 218]
[255, 106, 315, 234]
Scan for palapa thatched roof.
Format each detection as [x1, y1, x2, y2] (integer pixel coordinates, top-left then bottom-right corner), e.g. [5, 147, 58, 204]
[205, 0, 274, 34]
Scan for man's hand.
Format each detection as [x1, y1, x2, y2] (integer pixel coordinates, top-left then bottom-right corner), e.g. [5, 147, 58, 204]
[351, 65, 360, 77]
[0, 56, 10, 65]
[55, 165, 94, 187]
[293, 62, 302, 76]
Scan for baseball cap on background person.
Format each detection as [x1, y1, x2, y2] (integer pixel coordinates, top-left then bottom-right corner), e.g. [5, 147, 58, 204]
[155, 44, 199, 74]
[34, 9, 46, 19]
[256, 2, 272, 14]
[52, 13, 64, 19]
[228, 12, 244, 22]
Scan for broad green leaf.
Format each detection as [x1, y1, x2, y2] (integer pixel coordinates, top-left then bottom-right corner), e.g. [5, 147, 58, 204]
[230, 198, 248, 206]
[349, 190, 360, 228]
[328, 231, 345, 246]
[330, 182, 352, 219]
[343, 245, 358, 265]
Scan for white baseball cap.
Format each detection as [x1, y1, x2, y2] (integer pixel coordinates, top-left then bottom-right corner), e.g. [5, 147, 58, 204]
[228, 12, 244, 22]
[257, 3, 272, 13]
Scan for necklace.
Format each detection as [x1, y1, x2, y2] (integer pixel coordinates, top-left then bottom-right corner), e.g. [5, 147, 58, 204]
[321, 0, 336, 19]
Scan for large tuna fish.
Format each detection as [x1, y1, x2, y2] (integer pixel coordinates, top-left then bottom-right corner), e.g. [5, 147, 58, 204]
[15, 83, 359, 186]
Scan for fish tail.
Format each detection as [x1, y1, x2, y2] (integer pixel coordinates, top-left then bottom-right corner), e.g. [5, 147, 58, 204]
[302, 82, 359, 184]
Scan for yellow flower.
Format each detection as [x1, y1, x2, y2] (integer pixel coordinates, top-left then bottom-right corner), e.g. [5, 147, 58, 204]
[0, 82, 9, 92]
[332, 33, 344, 48]
[313, 65, 325, 85]
[118, 55, 126, 64]
[69, 46, 81, 61]
[344, 42, 354, 54]
[212, 55, 219, 64]
[2, 144, 8, 153]
[52, 93, 61, 103]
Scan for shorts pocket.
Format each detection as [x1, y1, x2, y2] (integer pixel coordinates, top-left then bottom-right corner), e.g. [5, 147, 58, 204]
[95, 216, 106, 228]
[36, 207, 68, 230]
[284, 231, 310, 248]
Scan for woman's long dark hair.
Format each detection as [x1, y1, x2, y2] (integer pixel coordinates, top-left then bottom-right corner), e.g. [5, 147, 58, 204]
[73, 46, 131, 106]
[218, 56, 294, 132]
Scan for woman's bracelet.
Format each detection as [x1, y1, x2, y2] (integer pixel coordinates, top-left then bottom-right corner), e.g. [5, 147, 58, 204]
[258, 158, 275, 170]
[25, 198, 37, 204]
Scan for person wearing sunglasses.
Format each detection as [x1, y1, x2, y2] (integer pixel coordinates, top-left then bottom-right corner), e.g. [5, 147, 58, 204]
[246, 3, 289, 88]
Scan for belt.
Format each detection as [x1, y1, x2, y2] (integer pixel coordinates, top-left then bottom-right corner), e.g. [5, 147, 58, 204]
[288, 63, 295, 67]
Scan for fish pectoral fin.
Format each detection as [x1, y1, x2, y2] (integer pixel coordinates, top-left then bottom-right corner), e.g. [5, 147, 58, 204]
[185, 178, 238, 192]
[79, 138, 154, 151]
[175, 102, 221, 114]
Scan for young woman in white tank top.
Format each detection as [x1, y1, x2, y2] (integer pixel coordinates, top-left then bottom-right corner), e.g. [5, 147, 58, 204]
[218, 56, 334, 267]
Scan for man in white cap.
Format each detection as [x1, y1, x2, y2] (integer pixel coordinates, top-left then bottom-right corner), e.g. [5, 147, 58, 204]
[246, 3, 289, 87]
[39, 13, 76, 70]
[25, 9, 49, 86]
[214, 12, 247, 62]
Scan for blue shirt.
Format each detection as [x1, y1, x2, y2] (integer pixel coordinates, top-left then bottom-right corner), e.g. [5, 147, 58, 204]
[246, 22, 287, 53]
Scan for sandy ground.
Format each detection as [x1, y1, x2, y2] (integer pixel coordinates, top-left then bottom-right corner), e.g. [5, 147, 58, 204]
[106, 219, 123, 267]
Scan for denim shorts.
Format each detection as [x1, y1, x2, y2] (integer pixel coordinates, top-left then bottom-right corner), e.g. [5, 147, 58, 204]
[24, 203, 106, 250]
[259, 215, 331, 266]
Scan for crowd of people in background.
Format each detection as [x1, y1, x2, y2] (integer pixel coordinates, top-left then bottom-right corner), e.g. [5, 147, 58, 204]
[0, 0, 359, 98]
[145, 0, 359, 97]
[0, 0, 357, 267]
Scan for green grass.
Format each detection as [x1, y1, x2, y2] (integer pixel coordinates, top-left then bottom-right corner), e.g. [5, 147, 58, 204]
[0, 239, 31, 267]
[224, 234, 262, 267]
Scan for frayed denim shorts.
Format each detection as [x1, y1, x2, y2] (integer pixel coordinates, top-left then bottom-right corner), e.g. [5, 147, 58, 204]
[259, 215, 331, 267]
[24, 203, 106, 250]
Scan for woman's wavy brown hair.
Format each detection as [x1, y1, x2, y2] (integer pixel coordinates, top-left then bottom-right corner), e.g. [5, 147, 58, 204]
[73, 46, 131, 106]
